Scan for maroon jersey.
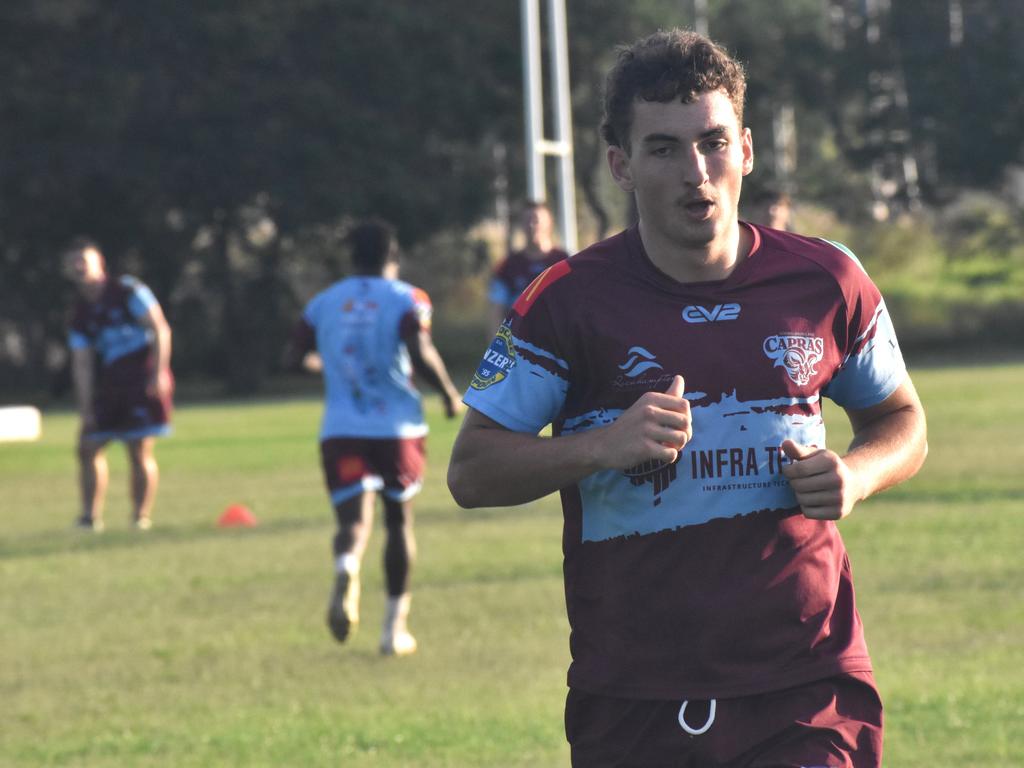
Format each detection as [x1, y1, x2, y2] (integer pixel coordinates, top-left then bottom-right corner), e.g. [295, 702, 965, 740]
[68, 275, 171, 438]
[465, 224, 907, 700]
[488, 247, 570, 309]
[68, 275, 163, 391]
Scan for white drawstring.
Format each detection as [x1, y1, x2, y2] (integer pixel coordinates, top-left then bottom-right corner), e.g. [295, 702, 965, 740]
[678, 698, 717, 735]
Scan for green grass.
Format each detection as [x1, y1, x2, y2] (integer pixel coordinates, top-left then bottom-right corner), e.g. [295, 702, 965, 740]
[2, 363, 1023, 766]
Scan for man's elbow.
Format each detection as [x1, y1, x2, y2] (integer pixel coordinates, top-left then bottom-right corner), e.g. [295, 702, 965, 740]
[447, 461, 484, 509]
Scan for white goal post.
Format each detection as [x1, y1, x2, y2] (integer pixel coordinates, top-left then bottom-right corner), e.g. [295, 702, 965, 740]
[520, 0, 578, 253]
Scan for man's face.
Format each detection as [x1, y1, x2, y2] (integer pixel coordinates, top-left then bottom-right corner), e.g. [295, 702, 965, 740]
[607, 89, 753, 253]
[62, 247, 106, 287]
[523, 206, 552, 248]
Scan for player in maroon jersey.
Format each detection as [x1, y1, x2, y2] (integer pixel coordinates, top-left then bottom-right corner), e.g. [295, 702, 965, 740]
[64, 237, 173, 532]
[745, 186, 793, 231]
[487, 201, 569, 335]
[448, 29, 927, 767]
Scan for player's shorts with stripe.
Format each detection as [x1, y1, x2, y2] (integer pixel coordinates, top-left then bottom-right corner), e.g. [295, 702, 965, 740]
[565, 671, 882, 768]
[320, 436, 427, 505]
[88, 379, 174, 442]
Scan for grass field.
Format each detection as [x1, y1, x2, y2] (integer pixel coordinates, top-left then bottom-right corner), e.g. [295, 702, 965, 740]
[2, 362, 1022, 767]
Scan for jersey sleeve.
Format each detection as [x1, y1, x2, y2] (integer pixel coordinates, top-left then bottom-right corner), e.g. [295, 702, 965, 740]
[464, 261, 572, 433]
[487, 258, 515, 307]
[821, 241, 907, 409]
[487, 277, 513, 307]
[122, 277, 159, 319]
[399, 287, 433, 338]
[67, 305, 92, 349]
[68, 330, 92, 349]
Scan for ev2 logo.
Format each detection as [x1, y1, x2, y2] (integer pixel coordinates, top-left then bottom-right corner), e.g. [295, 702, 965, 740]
[681, 303, 741, 323]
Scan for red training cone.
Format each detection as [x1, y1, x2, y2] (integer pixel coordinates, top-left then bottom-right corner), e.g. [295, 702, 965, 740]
[218, 504, 258, 527]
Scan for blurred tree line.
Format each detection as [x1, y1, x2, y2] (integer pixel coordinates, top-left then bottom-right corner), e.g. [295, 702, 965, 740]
[2, 0, 1022, 399]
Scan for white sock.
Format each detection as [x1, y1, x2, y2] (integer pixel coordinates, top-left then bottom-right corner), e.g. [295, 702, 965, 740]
[335, 553, 360, 575]
[383, 594, 411, 632]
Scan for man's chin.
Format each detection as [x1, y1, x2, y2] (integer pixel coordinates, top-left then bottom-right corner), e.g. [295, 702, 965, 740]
[671, 222, 717, 249]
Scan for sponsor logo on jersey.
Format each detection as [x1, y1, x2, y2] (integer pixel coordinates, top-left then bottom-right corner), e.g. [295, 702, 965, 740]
[612, 346, 675, 389]
[618, 346, 663, 377]
[763, 333, 825, 385]
[681, 303, 741, 323]
[623, 455, 680, 506]
[470, 323, 516, 390]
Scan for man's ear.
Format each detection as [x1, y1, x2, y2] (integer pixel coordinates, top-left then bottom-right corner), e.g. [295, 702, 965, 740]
[741, 127, 754, 177]
[607, 145, 635, 192]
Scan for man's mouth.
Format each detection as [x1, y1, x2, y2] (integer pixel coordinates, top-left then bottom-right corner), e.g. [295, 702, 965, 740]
[682, 199, 715, 218]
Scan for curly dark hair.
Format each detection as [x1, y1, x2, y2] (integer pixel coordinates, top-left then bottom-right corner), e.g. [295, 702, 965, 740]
[600, 29, 747, 152]
[348, 218, 397, 272]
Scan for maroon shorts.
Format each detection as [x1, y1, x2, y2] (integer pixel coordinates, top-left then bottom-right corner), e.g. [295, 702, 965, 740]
[89, 379, 174, 442]
[320, 436, 427, 505]
[565, 671, 882, 768]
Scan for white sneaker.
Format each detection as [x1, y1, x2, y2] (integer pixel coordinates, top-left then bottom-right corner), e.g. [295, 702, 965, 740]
[380, 629, 417, 657]
[73, 515, 104, 533]
[379, 593, 416, 656]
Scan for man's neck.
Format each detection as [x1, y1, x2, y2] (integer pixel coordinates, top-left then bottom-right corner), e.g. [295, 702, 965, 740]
[79, 279, 106, 303]
[638, 220, 750, 284]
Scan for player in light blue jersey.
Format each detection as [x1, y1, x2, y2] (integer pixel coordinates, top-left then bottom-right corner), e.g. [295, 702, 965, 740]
[288, 219, 463, 655]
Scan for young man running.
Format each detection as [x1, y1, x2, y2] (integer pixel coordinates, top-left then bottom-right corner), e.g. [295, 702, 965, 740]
[449, 29, 926, 767]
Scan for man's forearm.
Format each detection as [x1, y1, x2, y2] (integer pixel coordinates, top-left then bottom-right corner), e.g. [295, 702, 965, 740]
[73, 376, 93, 415]
[448, 423, 605, 508]
[70, 351, 94, 419]
[408, 331, 460, 403]
[844, 402, 928, 502]
[152, 322, 172, 376]
[449, 380, 692, 509]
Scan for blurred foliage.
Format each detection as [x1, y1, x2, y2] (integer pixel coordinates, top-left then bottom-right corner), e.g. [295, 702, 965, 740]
[794, 192, 1024, 354]
[1, 0, 1023, 398]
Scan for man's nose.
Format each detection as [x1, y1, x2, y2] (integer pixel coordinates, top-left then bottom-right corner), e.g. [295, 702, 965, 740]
[682, 147, 709, 187]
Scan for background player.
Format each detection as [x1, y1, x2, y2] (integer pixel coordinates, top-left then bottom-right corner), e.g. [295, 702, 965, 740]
[744, 186, 793, 230]
[64, 237, 174, 532]
[449, 29, 927, 767]
[487, 201, 569, 335]
[288, 219, 463, 656]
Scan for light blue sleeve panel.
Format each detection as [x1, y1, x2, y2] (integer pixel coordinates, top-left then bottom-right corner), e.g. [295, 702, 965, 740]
[823, 300, 907, 410]
[463, 323, 568, 434]
[69, 331, 92, 349]
[123, 277, 159, 319]
[487, 278, 512, 307]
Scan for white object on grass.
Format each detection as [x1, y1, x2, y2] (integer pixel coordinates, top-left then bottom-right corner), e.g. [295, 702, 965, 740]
[0, 406, 42, 442]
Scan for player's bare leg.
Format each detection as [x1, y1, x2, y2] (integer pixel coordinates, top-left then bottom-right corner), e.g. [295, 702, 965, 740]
[380, 497, 417, 656]
[126, 437, 158, 529]
[76, 434, 109, 531]
[327, 491, 375, 642]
